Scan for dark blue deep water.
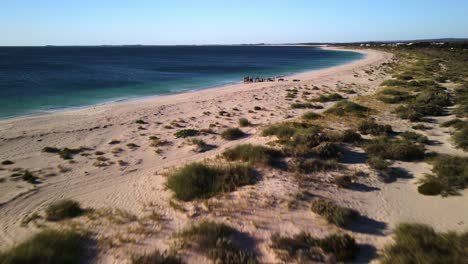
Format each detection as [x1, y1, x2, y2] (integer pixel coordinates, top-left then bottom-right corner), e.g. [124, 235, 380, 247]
[0, 46, 363, 119]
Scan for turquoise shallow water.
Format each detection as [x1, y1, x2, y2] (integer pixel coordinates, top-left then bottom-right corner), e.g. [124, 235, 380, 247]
[0, 46, 363, 119]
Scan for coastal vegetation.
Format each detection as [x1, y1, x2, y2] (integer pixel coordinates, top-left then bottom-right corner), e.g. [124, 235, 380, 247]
[380, 223, 468, 264]
[166, 162, 256, 201]
[271, 232, 358, 262]
[45, 199, 84, 221]
[178, 221, 257, 264]
[310, 198, 358, 227]
[0, 230, 90, 264]
[221, 127, 245, 140]
[222, 144, 280, 166]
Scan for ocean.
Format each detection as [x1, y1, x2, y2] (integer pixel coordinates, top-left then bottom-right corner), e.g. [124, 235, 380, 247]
[0, 46, 363, 119]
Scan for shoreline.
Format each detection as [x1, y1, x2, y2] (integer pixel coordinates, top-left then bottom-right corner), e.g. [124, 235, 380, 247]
[0, 46, 365, 124]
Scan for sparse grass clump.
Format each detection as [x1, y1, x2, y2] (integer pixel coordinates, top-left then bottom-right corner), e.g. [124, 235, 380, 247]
[0, 230, 90, 264]
[295, 159, 342, 173]
[365, 137, 425, 161]
[166, 162, 256, 201]
[222, 144, 280, 166]
[325, 101, 370, 117]
[440, 118, 464, 129]
[377, 88, 412, 104]
[381, 223, 468, 264]
[179, 221, 257, 264]
[310, 198, 358, 227]
[290, 102, 321, 109]
[1, 160, 14, 165]
[271, 232, 358, 262]
[312, 93, 344, 102]
[45, 199, 84, 221]
[335, 175, 353, 188]
[42, 146, 88, 160]
[301, 111, 321, 120]
[394, 87, 451, 121]
[312, 142, 342, 159]
[132, 250, 182, 264]
[418, 155, 468, 196]
[400, 131, 429, 144]
[453, 122, 468, 150]
[221, 128, 245, 140]
[174, 129, 200, 138]
[238, 118, 251, 127]
[358, 119, 393, 136]
[21, 170, 39, 184]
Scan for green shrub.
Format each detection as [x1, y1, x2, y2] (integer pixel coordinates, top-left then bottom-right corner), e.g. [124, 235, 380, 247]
[295, 159, 341, 173]
[179, 221, 257, 264]
[319, 234, 358, 262]
[222, 144, 280, 166]
[45, 199, 84, 221]
[377, 88, 412, 104]
[335, 175, 353, 188]
[381, 79, 407, 87]
[418, 155, 468, 196]
[132, 250, 182, 264]
[1, 160, 14, 165]
[325, 101, 370, 117]
[21, 170, 39, 184]
[440, 118, 464, 128]
[174, 129, 200, 138]
[412, 124, 430, 130]
[312, 142, 341, 159]
[302, 112, 321, 120]
[290, 102, 322, 109]
[221, 128, 245, 140]
[394, 88, 452, 121]
[271, 232, 358, 262]
[166, 162, 256, 201]
[381, 223, 468, 264]
[358, 119, 393, 135]
[312, 93, 344, 102]
[365, 137, 425, 161]
[336, 129, 362, 143]
[453, 122, 468, 150]
[400, 131, 429, 144]
[0, 230, 89, 264]
[42, 146, 60, 153]
[238, 118, 251, 127]
[367, 157, 391, 171]
[310, 198, 358, 227]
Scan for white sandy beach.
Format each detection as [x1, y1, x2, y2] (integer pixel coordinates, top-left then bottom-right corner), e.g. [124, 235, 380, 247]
[0, 47, 466, 263]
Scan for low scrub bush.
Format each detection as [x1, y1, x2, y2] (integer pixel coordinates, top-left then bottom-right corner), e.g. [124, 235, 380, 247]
[440, 118, 464, 129]
[179, 221, 257, 264]
[238, 118, 251, 127]
[310, 198, 358, 227]
[0, 230, 89, 264]
[380, 223, 468, 264]
[377, 88, 412, 104]
[335, 175, 353, 188]
[418, 155, 468, 196]
[271, 232, 358, 262]
[174, 129, 200, 138]
[295, 159, 342, 173]
[325, 101, 370, 117]
[334, 129, 362, 143]
[302, 111, 321, 120]
[358, 119, 393, 136]
[45, 199, 84, 221]
[221, 128, 245, 140]
[312, 93, 344, 102]
[400, 131, 429, 144]
[290, 102, 322, 109]
[394, 88, 452, 121]
[365, 137, 425, 161]
[312, 142, 342, 159]
[453, 122, 468, 150]
[166, 162, 256, 201]
[222, 144, 280, 166]
[1, 160, 14, 165]
[132, 250, 182, 264]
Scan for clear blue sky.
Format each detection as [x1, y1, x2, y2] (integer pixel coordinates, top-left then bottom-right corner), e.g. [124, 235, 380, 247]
[1, 0, 467, 46]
